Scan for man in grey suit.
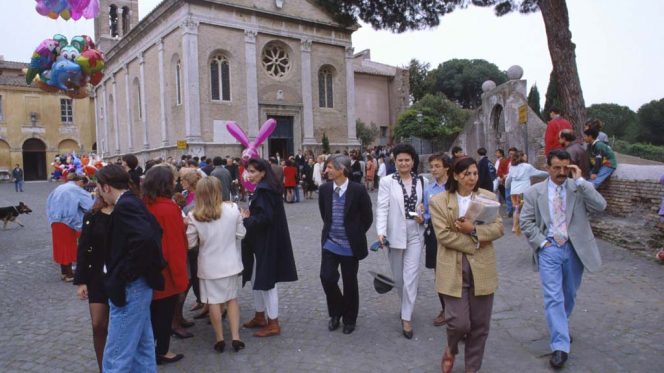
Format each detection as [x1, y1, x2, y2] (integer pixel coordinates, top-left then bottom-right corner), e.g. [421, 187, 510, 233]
[520, 149, 607, 370]
[210, 156, 232, 201]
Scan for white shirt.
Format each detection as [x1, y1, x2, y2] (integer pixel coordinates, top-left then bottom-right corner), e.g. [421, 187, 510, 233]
[377, 163, 386, 177]
[333, 177, 349, 197]
[457, 193, 472, 217]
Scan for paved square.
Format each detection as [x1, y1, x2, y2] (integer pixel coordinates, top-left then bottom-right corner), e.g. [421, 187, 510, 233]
[0, 181, 662, 372]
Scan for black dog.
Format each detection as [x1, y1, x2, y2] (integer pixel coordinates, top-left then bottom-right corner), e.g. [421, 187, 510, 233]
[0, 202, 32, 229]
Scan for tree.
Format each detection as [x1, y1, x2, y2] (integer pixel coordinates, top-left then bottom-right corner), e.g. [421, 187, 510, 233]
[393, 94, 470, 141]
[408, 58, 431, 103]
[541, 69, 562, 121]
[527, 84, 541, 119]
[318, 0, 587, 134]
[636, 98, 664, 145]
[586, 103, 638, 141]
[321, 131, 330, 154]
[356, 119, 380, 148]
[427, 59, 507, 109]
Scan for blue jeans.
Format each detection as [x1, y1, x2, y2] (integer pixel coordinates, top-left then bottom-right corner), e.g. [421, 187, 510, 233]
[591, 166, 615, 189]
[14, 180, 23, 192]
[538, 240, 584, 353]
[505, 187, 513, 214]
[103, 278, 157, 373]
[294, 185, 301, 202]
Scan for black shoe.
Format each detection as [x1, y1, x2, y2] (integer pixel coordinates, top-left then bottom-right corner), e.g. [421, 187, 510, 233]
[402, 329, 413, 339]
[342, 324, 355, 334]
[507, 212, 513, 218]
[156, 353, 184, 365]
[231, 340, 245, 352]
[549, 350, 568, 369]
[328, 316, 341, 331]
[214, 340, 225, 353]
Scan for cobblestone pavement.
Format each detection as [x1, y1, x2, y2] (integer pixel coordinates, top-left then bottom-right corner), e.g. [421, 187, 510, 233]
[0, 181, 662, 373]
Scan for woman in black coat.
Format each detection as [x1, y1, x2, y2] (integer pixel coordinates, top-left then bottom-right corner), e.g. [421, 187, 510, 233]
[73, 197, 113, 372]
[240, 158, 298, 338]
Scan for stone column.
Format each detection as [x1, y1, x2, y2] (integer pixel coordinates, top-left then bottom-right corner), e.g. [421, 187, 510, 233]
[139, 53, 149, 149]
[181, 17, 201, 142]
[300, 39, 316, 145]
[157, 39, 168, 146]
[101, 84, 109, 156]
[111, 77, 120, 154]
[345, 46, 360, 146]
[123, 64, 133, 152]
[244, 30, 259, 137]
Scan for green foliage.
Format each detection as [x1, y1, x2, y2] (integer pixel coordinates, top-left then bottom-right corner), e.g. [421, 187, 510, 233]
[427, 59, 507, 109]
[613, 139, 664, 163]
[356, 119, 380, 147]
[541, 69, 562, 120]
[321, 131, 330, 154]
[408, 59, 431, 103]
[527, 84, 541, 119]
[586, 103, 638, 141]
[393, 94, 470, 141]
[636, 98, 664, 145]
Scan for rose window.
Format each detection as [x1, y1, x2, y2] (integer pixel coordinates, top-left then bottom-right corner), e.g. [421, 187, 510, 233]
[262, 43, 291, 78]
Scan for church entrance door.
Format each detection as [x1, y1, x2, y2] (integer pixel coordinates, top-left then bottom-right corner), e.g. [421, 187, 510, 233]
[267, 115, 294, 159]
[22, 138, 47, 181]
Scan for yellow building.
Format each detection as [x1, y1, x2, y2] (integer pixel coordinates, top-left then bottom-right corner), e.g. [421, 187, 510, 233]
[0, 59, 96, 180]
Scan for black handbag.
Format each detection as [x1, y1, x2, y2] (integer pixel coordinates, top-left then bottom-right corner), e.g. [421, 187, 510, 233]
[424, 223, 437, 269]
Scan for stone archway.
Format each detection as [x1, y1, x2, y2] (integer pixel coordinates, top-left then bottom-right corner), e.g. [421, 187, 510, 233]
[22, 138, 47, 180]
[0, 140, 10, 171]
[491, 104, 506, 151]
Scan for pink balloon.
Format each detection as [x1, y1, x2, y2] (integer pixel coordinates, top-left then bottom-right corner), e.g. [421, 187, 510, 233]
[82, 0, 99, 19]
[254, 119, 277, 146]
[240, 169, 256, 193]
[69, 0, 91, 20]
[225, 121, 251, 147]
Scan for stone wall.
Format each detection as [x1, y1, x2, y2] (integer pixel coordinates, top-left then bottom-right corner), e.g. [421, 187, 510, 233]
[591, 165, 664, 253]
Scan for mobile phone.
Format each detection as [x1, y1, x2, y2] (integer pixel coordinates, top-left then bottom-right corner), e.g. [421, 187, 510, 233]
[408, 211, 419, 218]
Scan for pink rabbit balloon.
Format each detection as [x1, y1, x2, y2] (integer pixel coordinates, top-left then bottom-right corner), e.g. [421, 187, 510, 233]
[226, 119, 277, 192]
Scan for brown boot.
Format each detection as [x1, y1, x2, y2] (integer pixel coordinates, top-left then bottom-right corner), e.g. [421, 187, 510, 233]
[253, 318, 280, 337]
[243, 312, 267, 329]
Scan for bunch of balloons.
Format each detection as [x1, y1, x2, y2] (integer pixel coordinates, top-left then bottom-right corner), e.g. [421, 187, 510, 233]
[35, 0, 100, 20]
[26, 34, 105, 99]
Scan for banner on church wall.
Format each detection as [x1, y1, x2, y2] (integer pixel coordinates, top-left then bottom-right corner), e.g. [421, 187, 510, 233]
[214, 120, 239, 144]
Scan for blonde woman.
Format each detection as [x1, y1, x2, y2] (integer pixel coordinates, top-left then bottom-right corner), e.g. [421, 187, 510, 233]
[186, 177, 246, 353]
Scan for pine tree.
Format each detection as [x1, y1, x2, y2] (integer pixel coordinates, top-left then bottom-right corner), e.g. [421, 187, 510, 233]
[321, 131, 330, 154]
[527, 84, 541, 119]
[541, 69, 563, 123]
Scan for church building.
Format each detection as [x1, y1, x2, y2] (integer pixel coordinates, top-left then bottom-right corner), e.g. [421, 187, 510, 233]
[94, 0, 409, 161]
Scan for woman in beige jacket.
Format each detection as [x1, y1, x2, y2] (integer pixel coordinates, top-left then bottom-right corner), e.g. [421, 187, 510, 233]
[429, 157, 504, 373]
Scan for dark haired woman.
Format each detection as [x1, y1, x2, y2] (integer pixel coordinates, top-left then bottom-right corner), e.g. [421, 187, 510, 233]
[376, 143, 428, 339]
[429, 157, 504, 373]
[74, 196, 112, 372]
[143, 165, 189, 364]
[241, 158, 298, 337]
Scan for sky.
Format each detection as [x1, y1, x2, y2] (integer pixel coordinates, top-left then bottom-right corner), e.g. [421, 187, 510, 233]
[1, 0, 662, 111]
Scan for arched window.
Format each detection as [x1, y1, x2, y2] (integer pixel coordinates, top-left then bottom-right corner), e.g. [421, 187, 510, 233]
[210, 55, 231, 101]
[109, 5, 118, 37]
[175, 60, 182, 106]
[318, 66, 334, 108]
[122, 6, 130, 36]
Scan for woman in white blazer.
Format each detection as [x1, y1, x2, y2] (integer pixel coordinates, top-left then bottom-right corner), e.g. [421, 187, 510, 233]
[186, 177, 246, 353]
[376, 144, 428, 339]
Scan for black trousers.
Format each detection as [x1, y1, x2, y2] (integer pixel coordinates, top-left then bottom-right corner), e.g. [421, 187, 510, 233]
[188, 249, 200, 303]
[320, 249, 359, 326]
[150, 294, 178, 356]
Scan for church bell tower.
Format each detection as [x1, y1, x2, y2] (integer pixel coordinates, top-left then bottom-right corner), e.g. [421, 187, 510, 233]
[94, 0, 139, 52]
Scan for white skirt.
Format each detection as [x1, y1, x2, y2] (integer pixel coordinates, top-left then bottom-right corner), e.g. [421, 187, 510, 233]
[199, 273, 242, 304]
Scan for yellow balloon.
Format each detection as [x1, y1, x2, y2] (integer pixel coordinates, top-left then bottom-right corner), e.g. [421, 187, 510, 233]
[60, 10, 71, 21]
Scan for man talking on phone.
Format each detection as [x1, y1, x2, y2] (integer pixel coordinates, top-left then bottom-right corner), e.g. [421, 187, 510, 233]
[520, 149, 607, 370]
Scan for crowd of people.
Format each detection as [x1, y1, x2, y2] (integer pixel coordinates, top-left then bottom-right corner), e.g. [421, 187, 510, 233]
[41, 111, 645, 372]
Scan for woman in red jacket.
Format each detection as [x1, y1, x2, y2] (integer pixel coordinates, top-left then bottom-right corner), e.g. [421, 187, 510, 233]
[283, 160, 298, 203]
[143, 165, 189, 365]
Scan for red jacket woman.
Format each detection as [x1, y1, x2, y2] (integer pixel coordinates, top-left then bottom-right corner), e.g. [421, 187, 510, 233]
[283, 163, 298, 188]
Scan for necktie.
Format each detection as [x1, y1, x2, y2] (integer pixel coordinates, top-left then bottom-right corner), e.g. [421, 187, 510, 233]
[334, 186, 341, 197]
[553, 185, 568, 245]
